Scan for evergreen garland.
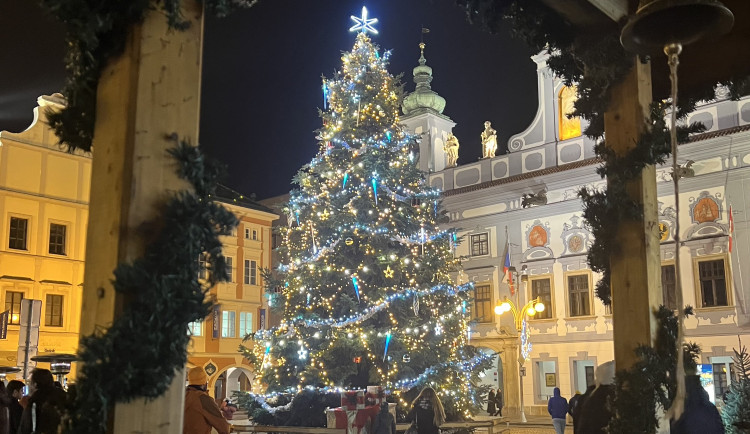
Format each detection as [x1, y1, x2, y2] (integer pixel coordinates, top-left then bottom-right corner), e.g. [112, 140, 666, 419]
[579, 102, 705, 304]
[60, 141, 238, 434]
[722, 339, 750, 433]
[39, 0, 258, 153]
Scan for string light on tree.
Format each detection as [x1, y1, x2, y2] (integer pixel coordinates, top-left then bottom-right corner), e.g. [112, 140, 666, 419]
[241, 10, 491, 420]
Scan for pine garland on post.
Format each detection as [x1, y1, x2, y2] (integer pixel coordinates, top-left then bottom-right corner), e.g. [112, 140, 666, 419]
[60, 141, 238, 434]
[721, 338, 750, 433]
[608, 306, 700, 434]
[39, 0, 258, 153]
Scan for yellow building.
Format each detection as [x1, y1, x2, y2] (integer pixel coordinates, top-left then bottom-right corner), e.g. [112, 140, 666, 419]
[0, 96, 277, 396]
[187, 187, 278, 400]
[0, 94, 91, 378]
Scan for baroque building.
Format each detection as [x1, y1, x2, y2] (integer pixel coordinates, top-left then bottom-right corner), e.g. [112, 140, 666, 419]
[0, 94, 89, 378]
[0, 97, 277, 400]
[403, 50, 750, 416]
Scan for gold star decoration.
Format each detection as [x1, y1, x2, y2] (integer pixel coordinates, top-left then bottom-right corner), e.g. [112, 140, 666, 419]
[384, 265, 394, 278]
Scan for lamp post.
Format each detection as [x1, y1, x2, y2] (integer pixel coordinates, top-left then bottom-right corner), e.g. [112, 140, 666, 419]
[495, 287, 544, 423]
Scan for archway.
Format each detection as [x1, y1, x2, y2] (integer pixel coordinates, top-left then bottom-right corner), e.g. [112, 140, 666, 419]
[219, 365, 255, 401]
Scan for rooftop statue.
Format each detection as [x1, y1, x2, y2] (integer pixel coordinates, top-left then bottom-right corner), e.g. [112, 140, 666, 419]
[444, 133, 460, 168]
[481, 121, 498, 158]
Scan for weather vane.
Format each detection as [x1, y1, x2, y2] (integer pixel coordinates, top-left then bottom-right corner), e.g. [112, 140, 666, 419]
[349, 6, 378, 34]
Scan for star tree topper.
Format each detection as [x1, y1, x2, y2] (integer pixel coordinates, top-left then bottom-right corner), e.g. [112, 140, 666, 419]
[349, 6, 378, 34]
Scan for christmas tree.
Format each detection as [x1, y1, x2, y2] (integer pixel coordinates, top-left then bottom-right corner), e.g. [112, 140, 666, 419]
[244, 12, 491, 420]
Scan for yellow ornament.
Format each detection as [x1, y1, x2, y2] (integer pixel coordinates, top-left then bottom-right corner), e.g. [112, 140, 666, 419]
[384, 266, 394, 278]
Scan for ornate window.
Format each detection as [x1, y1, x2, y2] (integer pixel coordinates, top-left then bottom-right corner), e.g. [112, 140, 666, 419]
[530, 277, 553, 319]
[567, 273, 591, 317]
[697, 258, 729, 307]
[470, 233, 489, 257]
[472, 284, 493, 323]
[558, 85, 582, 141]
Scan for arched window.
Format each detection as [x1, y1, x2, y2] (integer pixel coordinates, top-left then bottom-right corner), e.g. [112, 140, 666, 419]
[558, 85, 582, 141]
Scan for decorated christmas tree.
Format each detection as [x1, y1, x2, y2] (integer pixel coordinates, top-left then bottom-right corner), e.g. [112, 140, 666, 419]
[244, 10, 491, 420]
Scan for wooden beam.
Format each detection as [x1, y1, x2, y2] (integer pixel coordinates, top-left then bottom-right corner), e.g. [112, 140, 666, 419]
[80, 1, 204, 432]
[604, 59, 663, 370]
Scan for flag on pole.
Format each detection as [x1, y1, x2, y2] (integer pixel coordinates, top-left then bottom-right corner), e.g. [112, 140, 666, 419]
[502, 241, 514, 295]
[729, 204, 734, 253]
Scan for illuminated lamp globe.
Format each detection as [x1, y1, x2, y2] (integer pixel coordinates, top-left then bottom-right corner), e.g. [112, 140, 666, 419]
[494, 305, 503, 315]
[535, 303, 545, 313]
[526, 306, 536, 316]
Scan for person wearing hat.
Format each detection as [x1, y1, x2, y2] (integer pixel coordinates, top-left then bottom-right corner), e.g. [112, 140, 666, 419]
[184, 367, 230, 434]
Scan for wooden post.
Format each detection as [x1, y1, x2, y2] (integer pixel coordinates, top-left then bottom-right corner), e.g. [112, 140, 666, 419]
[80, 1, 204, 432]
[605, 59, 664, 370]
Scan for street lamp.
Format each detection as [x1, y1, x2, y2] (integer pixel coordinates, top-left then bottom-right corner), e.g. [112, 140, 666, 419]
[495, 293, 544, 423]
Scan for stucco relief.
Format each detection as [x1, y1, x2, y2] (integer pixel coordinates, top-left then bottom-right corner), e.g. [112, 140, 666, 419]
[686, 191, 727, 240]
[560, 215, 591, 256]
[658, 202, 676, 243]
[524, 220, 553, 261]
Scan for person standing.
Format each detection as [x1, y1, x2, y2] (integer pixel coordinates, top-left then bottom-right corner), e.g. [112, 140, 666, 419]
[494, 389, 504, 417]
[17, 368, 67, 434]
[486, 389, 496, 416]
[575, 361, 615, 434]
[184, 367, 230, 434]
[548, 387, 568, 434]
[6, 380, 24, 434]
[371, 401, 396, 434]
[407, 387, 446, 434]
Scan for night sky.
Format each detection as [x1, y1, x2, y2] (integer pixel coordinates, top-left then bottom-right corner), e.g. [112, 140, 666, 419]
[0, 0, 538, 200]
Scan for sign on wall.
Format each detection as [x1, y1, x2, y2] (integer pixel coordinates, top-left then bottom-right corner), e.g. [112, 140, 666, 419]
[212, 304, 221, 339]
[259, 308, 266, 330]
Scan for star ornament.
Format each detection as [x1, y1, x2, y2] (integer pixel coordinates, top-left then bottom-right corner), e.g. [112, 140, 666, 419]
[349, 6, 378, 34]
[384, 265, 394, 278]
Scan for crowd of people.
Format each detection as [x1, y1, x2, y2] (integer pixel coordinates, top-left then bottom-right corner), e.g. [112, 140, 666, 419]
[0, 368, 70, 434]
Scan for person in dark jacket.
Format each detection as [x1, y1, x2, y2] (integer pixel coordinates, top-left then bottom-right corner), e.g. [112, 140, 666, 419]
[17, 368, 67, 434]
[371, 401, 396, 434]
[407, 387, 446, 434]
[494, 389, 504, 416]
[6, 380, 24, 434]
[486, 389, 496, 416]
[670, 374, 725, 434]
[547, 387, 568, 434]
[575, 361, 615, 434]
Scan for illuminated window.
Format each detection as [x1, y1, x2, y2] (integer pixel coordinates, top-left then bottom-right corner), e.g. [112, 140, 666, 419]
[5, 291, 23, 325]
[470, 233, 489, 257]
[188, 320, 202, 336]
[698, 259, 728, 307]
[44, 294, 63, 327]
[472, 284, 493, 323]
[531, 278, 552, 319]
[9, 217, 28, 250]
[558, 85, 582, 141]
[568, 274, 591, 317]
[239, 312, 253, 337]
[221, 311, 236, 338]
[49, 223, 67, 255]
